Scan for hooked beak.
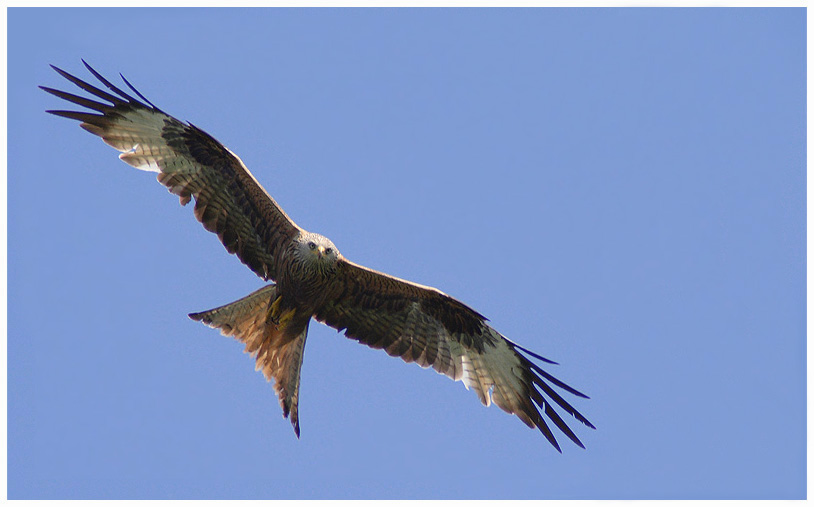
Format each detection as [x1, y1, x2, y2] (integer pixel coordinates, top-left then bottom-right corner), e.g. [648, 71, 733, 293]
[317, 246, 325, 258]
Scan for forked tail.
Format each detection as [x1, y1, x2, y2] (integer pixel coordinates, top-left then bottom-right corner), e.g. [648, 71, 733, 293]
[189, 284, 310, 437]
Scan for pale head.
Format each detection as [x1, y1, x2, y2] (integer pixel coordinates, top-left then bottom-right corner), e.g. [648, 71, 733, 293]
[294, 231, 341, 274]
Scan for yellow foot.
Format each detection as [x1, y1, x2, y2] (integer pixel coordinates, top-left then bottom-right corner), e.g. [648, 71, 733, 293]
[268, 295, 297, 329]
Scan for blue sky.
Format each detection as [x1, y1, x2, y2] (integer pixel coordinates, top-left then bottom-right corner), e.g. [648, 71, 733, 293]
[8, 7, 805, 500]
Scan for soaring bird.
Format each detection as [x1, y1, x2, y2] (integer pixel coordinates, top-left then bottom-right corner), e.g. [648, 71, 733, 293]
[42, 62, 594, 451]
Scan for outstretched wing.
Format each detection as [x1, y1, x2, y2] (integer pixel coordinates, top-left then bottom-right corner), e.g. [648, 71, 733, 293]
[314, 259, 595, 451]
[41, 61, 301, 281]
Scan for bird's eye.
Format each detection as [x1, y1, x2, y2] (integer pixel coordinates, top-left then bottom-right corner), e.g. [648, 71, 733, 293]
[308, 242, 316, 250]
[325, 248, 332, 255]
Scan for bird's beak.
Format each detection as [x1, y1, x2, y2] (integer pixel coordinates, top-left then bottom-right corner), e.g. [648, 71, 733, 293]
[317, 246, 325, 258]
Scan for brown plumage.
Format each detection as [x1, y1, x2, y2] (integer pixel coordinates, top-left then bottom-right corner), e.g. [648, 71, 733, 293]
[42, 61, 595, 451]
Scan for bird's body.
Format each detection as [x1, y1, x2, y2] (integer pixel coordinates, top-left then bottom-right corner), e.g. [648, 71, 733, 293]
[42, 62, 594, 451]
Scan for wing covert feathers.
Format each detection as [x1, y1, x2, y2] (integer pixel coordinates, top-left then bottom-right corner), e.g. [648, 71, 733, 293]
[42, 62, 301, 282]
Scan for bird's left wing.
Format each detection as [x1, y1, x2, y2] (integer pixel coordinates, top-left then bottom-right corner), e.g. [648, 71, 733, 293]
[314, 259, 595, 451]
[41, 62, 301, 282]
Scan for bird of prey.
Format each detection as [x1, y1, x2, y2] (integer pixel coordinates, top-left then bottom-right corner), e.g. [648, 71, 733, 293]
[42, 61, 595, 451]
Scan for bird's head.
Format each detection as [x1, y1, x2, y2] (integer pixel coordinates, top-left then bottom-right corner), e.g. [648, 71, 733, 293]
[295, 232, 340, 273]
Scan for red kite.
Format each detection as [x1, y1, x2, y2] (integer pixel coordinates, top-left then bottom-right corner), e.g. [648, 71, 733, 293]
[43, 62, 594, 451]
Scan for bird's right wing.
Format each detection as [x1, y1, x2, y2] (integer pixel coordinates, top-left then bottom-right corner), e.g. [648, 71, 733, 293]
[41, 61, 301, 282]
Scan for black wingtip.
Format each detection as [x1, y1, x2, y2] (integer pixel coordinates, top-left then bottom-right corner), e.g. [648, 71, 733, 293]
[44, 110, 104, 123]
[80, 60, 141, 104]
[49, 64, 74, 82]
[507, 339, 559, 365]
[46, 62, 127, 106]
[119, 72, 161, 110]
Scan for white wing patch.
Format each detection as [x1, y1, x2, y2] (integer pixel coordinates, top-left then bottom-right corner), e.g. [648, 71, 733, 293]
[393, 302, 528, 412]
[79, 107, 175, 173]
[453, 329, 532, 418]
[117, 144, 159, 173]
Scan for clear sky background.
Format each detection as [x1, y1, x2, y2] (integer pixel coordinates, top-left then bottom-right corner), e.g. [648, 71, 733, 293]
[8, 7, 805, 500]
